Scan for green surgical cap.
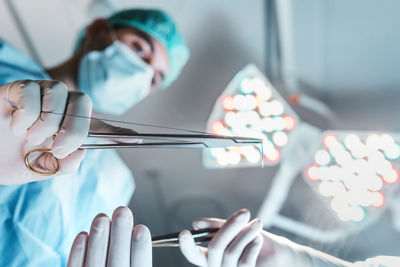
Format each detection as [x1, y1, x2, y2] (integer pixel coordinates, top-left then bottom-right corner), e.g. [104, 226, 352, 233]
[77, 9, 190, 88]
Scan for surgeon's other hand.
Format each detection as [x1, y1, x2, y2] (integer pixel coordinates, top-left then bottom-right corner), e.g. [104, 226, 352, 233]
[67, 206, 152, 267]
[179, 209, 263, 267]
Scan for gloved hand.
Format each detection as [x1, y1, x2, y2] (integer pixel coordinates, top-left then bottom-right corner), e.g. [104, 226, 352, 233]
[179, 209, 263, 267]
[0, 80, 139, 185]
[67, 206, 152, 267]
[178, 209, 350, 267]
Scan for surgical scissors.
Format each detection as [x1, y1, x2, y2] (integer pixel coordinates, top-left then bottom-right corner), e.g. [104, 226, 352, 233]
[152, 228, 219, 247]
[24, 131, 262, 175]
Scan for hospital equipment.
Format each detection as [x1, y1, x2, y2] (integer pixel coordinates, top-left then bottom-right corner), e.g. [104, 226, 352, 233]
[273, 0, 337, 122]
[24, 111, 262, 175]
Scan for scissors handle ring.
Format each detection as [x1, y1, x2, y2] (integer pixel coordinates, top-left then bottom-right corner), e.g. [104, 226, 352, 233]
[24, 148, 60, 176]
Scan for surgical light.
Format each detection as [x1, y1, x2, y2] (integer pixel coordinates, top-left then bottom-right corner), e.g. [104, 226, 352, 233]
[203, 64, 299, 168]
[211, 120, 225, 135]
[304, 131, 400, 222]
[283, 115, 296, 131]
[222, 96, 235, 111]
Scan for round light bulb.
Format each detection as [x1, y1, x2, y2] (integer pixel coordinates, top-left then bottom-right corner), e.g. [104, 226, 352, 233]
[272, 131, 289, 147]
[227, 151, 241, 165]
[259, 102, 272, 117]
[315, 150, 331, 166]
[270, 100, 284, 116]
[283, 115, 296, 131]
[211, 121, 225, 135]
[222, 96, 235, 111]
[233, 95, 246, 110]
[381, 168, 399, 184]
[306, 165, 320, 181]
[370, 191, 385, 208]
[254, 78, 272, 100]
[324, 135, 339, 149]
[240, 78, 254, 94]
[366, 134, 381, 150]
[350, 143, 368, 159]
[244, 95, 257, 110]
[265, 147, 280, 163]
[351, 206, 365, 222]
[272, 116, 285, 131]
[344, 134, 361, 149]
[224, 111, 236, 127]
[216, 153, 229, 166]
[262, 117, 275, 133]
[384, 144, 400, 160]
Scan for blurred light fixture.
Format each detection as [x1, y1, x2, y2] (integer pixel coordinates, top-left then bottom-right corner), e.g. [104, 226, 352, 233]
[203, 65, 400, 243]
[304, 131, 400, 223]
[257, 130, 399, 244]
[203, 64, 299, 168]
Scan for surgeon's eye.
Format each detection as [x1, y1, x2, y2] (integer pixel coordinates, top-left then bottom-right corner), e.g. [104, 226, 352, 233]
[132, 42, 145, 57]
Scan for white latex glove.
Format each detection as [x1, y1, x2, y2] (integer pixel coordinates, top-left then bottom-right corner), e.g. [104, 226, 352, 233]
[255, 232, 400, 267]
[67, 206, 152, 267]
[252, 230, 351, 267]
[353, 256, 400, 267]
[179, 209, 263, 267]
[0, 80, 139, 185]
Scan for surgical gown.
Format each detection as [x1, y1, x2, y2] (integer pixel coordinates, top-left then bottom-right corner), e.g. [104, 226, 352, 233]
[0, 40, 135, 267]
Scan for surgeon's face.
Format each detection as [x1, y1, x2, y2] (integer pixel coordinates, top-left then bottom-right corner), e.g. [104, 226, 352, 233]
[82, 19, 170, 91]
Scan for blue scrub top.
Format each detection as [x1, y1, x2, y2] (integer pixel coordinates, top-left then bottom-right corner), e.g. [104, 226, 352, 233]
[0, 40, 135, 267]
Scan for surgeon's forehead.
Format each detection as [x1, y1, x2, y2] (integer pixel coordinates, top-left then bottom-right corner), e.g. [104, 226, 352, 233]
[114, 26, 154, 49]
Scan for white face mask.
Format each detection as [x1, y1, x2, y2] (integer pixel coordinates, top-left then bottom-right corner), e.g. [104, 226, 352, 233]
[78, 41, 154, 115]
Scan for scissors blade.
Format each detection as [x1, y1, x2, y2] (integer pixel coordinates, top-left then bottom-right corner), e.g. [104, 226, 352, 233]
[87, 132, 262, 148]
[81, 142, 206, 149]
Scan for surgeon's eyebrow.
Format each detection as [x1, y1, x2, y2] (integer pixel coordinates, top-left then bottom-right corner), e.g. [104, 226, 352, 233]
[135, 30, 154, 53]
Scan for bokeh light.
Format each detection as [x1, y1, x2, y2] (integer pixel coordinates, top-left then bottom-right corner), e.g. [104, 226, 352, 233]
[222, 96, 235, 111]
[211, 121, 225, 135]
[323, 135, 339, 149]
[283, 115, 296, 131]
[265, 147, 280, 163]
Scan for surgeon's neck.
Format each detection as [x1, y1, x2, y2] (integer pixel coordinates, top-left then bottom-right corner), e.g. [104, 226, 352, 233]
[45, 50, 84, 92]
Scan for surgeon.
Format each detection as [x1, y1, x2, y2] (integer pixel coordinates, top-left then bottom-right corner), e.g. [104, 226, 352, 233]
[0, 9, 189, 266]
